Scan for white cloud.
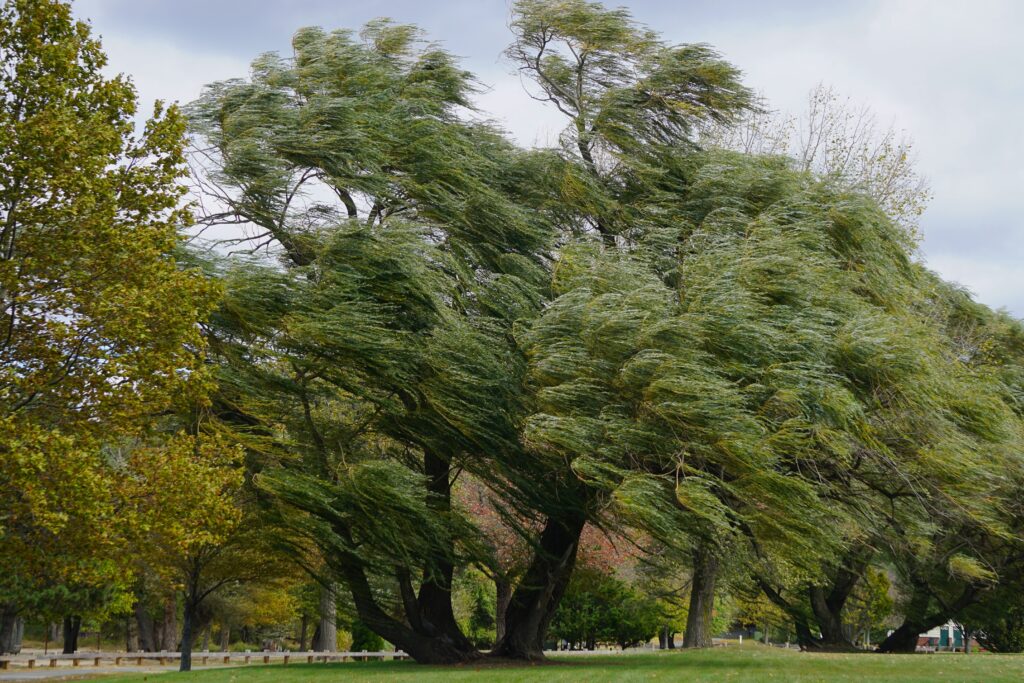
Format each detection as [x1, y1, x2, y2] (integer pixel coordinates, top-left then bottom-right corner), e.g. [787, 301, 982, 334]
[96, 33, 250, 116]
[925, 253, 1024, 314]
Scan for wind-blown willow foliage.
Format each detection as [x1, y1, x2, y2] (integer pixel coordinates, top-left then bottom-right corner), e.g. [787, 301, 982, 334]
[188, 0, 1024, 664]
[189, 18, 561, 663]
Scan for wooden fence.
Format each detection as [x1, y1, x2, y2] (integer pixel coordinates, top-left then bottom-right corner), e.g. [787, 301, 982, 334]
[0, 649, 409, 670]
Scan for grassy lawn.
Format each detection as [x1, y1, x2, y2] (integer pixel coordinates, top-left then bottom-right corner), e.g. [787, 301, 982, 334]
[96, 645, 1024, 683]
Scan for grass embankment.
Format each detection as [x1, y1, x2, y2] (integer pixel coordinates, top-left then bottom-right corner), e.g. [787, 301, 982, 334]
[98, 645, 1024, 683]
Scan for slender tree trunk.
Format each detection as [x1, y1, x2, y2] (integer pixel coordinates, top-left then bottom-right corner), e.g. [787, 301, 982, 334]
[961, 625, 974, 654]
[683, 545, 719, 648]
[179, 600, 197, 672]
[490, 513, 587, 660]
[201, 626, 210, 652]
[495, 578, 512, 643]
[62, 615, 82, 654]
[658, 627, 668, 650]
[668, 630, 676, 649]
[219, 624, 230, 652]
[315, 584, 337, 651]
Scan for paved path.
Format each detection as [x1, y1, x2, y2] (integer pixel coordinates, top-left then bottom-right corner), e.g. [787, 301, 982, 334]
[0, 664, 223, 681]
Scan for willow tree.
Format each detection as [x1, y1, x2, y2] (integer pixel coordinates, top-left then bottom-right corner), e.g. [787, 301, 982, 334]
[502, 3, 1024, 660]
[189, 0, 760, 662]
[0, 0, 214, 649]
[506, 0, 753, 248]
[189, 20, 558, 663]
[742, 271, 1024, 653]
[487, 1, 765, 659]
[868, 287, 1024, 653]
[508, 150, 945, 654]
[748, 271, 1024, 651]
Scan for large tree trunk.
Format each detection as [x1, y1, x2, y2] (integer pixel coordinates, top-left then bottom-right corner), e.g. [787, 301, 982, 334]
[415, 450, 476, 654]
[164, 597, 178, 650]
[311, 449, 481, 664]
[336, 555, 481, 663]
[876, 585, 943, 654]
[876, 618, 930, 653]
[807, 586, 857, 651]
[0, 606, 23, 654]
[754, 548, 869, 652]
[755, 576, 821, 650]
[314, 584, 337, 651]
[805, 554, 868, 651]
[876, 580, 981, 653]
[298, 614, 309, 652]
[134, 602, 155, 652]
[126, 616, 139, 652]
[62, 615, 82, 654]
[683, 545, 720, 648]
[489, 513, 587, 661]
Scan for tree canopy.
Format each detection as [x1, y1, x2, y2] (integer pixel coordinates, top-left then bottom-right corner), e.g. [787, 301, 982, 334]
[3, 0, 1023, 666]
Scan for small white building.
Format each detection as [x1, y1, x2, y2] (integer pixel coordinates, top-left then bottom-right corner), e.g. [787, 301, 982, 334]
[915, 622, 965, 652]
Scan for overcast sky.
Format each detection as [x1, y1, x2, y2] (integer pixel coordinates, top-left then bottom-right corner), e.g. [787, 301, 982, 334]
[72, 0, 1024, 317]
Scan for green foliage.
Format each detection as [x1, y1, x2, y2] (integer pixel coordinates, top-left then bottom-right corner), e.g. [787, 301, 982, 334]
[180, 0, 1024, 662]
[844, 568, 894, 642]
[964, 579, 1024, 653]
[549, 568, 660, 649]
[349, 620, 384, 652]
[454, 569, 497, 649]
[0, 0, 215, 619]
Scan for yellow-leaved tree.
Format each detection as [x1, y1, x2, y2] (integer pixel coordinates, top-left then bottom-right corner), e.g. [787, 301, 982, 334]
[0, 0, 216, 653]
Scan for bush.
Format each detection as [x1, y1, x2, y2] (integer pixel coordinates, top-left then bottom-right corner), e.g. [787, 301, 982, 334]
[349, 620, 384, 652]
[976, 609, 1024, 653]
[550, 568, 660, 649]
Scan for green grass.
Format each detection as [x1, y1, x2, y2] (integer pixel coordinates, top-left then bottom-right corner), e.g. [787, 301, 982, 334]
[95, 645, 1024, 683]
